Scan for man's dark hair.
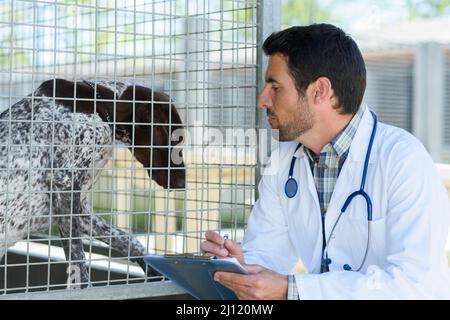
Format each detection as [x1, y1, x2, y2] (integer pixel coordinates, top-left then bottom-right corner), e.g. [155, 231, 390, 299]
[263, 24, 366, 114]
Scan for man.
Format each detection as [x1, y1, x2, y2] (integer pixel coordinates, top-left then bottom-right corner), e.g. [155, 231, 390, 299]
[201, 24, 450, 299]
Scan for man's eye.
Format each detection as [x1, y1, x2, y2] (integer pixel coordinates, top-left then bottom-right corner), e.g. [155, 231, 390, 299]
[272, 86, 280, 91]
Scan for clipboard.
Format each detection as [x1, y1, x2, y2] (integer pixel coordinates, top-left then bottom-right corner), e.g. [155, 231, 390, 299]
[143, 254, 248, 300]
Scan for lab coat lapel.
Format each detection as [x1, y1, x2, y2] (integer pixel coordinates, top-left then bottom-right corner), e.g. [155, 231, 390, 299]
[324, 108, 378, 250]
[296, 146, 325, 273]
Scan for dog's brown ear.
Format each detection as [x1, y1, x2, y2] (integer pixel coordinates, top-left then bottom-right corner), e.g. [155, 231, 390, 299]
[151, 91, 183, 126]
[116, 85, 152, 122]
[117, 87, 184, 145]
[149, 93, 184, 146]
[154, 92, 182, 127]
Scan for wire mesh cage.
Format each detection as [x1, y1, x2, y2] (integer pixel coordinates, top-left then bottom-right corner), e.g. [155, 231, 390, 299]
[0, 0, 260, 297]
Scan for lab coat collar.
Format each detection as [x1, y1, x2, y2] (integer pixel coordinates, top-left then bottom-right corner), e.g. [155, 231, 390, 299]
[346, 106, 378, 164]
[293, 144, 305, 159]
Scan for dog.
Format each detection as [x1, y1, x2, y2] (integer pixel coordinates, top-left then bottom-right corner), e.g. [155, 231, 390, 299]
[0, 79, 185, 287]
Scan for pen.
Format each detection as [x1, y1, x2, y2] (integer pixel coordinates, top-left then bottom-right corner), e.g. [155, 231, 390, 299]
[220, 233, 229, 250]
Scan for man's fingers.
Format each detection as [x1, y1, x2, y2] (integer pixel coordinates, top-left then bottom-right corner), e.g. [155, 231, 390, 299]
[203, 231, 244, 262]
[223, 239, 241, 254]
[214, 272, 255, 288]
[201, 240, 229, 257]
[242, 264, 265, 274]
[205, 230, 224, 245]
[203, 252, 215, 257]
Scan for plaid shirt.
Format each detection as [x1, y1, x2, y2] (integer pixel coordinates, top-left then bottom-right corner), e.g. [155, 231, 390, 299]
[287, 106, 365, 300]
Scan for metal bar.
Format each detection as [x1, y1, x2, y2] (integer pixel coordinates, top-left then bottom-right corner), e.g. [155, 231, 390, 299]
[0, 281, 188, 300]
[255, 0, 280, 198]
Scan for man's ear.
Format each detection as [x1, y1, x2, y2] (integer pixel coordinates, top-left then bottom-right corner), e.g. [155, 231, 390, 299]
[312, 77, 333, 104]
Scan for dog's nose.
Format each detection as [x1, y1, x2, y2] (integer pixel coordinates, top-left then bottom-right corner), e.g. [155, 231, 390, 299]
[170, 174, 186, 190]
[148, 169, 185, 190]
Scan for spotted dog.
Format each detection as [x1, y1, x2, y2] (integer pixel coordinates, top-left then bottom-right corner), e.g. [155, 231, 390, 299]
[0, 79, 185, 287]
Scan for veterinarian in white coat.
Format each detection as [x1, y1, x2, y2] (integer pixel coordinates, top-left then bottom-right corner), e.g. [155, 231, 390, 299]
[238, 107, 450, 299]
[203, 24, 450, 299]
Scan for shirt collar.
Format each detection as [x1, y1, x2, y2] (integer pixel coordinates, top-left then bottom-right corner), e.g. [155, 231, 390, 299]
[304, 105, 366, 160]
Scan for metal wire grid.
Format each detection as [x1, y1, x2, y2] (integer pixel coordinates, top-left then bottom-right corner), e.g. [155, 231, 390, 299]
[0, 0, 259, 295]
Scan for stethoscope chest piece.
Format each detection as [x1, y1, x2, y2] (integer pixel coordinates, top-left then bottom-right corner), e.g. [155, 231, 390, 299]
[285, 177, 298, 198]
[285, 143, 303, 198]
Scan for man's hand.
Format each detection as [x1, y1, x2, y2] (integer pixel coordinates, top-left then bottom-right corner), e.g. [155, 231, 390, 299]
[201, 230, 245, 264]
[214, 264, 288, 300]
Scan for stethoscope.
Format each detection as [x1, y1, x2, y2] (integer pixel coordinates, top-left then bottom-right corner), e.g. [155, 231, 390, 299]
[285, 111, 377, 272]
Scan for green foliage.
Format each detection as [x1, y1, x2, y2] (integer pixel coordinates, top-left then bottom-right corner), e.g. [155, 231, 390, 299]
[0, 47, 30, 68]
[0, 35, 31, 68]
[62, 0, 95, 5]
[406, 0, 450, 18]
[220, 208, 249, 229]
[282, 0, 336, 28]
[131, 191, 154, 233]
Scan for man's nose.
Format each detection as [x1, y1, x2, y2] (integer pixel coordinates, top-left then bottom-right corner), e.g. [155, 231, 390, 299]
[257, 86, 272, 109]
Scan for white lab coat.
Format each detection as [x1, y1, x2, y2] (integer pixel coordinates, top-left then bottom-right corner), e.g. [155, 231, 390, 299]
[242, 107, 450, 299]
